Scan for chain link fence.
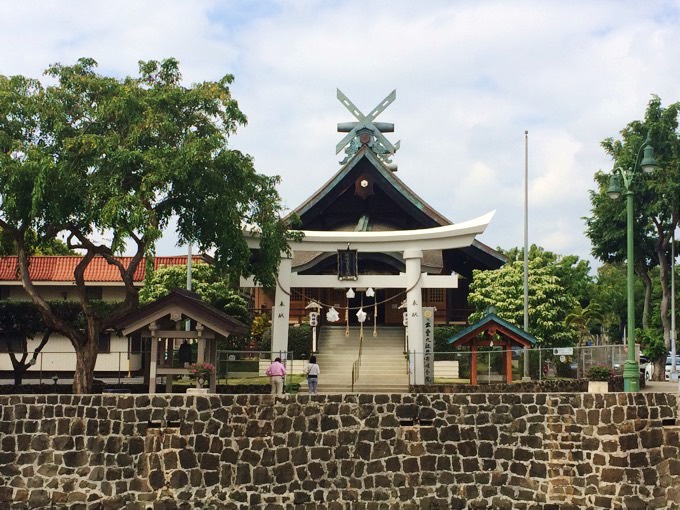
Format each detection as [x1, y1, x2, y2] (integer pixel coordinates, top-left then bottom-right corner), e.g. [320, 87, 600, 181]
[409, 344, 637, 384]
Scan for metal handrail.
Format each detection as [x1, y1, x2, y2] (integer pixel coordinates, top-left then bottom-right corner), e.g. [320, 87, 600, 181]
[351, 330, 364, 392]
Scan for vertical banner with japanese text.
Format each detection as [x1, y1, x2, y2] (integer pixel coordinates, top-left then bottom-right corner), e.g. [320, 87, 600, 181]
[423, 307, 435, 384]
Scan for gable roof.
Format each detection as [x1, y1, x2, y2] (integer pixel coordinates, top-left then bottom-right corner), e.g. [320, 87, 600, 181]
[289, 147, 451, 230]
[115, 288, 249, 337]
[0, 255, 210, 283]
[287, 146, 504, 273]
[447, 311, 537, 347]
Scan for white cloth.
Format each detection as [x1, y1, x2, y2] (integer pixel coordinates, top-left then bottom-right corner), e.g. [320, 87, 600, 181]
[326, 307, 340, 322]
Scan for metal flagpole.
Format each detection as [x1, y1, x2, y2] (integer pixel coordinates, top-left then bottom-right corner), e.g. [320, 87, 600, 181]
[187, 244, 193, 292]
[523, 131, 530, 380]
[671, 229, 677, 382]
[186, 245, 192, 351]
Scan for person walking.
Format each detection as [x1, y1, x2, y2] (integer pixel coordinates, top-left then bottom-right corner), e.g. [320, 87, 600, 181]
[265, 357, 286, 395]
[305, 355, 320, 394]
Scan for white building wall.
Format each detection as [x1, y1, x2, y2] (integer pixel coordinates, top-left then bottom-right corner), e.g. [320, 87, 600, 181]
[0, 333, 143, 376]
[0, 283, 142, 377]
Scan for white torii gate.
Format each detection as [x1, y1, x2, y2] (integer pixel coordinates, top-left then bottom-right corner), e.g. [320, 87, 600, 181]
[242, 211, 495, 385]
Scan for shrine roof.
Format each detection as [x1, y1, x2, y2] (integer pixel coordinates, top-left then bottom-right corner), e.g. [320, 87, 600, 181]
[287, 147, 451, 229]
[116, 288, 249, 337]
[447, 310, 537, 348]
[285, 146, 504, 273]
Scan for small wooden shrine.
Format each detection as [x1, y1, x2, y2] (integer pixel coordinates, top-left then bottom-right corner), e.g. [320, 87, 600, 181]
[447, 308, 536, 384]
[116, 288, 248, 393]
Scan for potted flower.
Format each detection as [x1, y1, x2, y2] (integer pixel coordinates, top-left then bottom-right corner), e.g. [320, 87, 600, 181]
[189, 362, 215, 388]
[586, 364, 612, 393]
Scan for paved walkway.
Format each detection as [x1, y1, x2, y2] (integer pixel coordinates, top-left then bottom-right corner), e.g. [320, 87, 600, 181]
[641, 380, 680, 392]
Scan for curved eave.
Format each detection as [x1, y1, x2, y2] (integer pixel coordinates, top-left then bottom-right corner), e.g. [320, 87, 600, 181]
[245, 211, 495, 252]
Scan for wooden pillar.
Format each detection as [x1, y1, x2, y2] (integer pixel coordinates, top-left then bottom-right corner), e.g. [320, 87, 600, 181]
[470, 344, 478, 385]
[165, 332, 175, 393]
[505, 343, 513, 383]
[148, 321, 158, 394]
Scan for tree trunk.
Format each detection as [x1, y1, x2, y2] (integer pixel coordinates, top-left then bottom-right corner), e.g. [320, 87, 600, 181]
[73, 333, 99, 394]
[12, 363, 27, 386]
[653, 358, 665, 382]
[638, 268, 652, 330]
[9, 331, 52, 387]
[657, 239, 672, 357]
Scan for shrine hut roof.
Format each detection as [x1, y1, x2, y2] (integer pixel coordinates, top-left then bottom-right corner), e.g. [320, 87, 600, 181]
[447, 311, 537, 348]
[115, 288, 249, 338]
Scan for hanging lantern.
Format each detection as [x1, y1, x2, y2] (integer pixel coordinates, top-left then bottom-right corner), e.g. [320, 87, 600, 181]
[346, 288, 355, 299]
[338, 246, 358, 280]
[366, 287, 375, 297]
[326, 307, 340, 322]
[356, 308, 367, 323]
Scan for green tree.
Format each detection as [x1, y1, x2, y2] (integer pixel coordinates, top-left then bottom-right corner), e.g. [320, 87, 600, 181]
[468, 246, 590, 346]
[0, 59, 292, 393]
[502, 246, 592, 306]
[588, 263, 633, 342]
[564, 303, 604, 345]
[585, 96, 680, 377]
[0, 229, 73, 255]
[140, 262, 249, 325]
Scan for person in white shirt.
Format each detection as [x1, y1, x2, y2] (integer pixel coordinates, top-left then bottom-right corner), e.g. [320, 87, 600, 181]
[305, 355, 320, 394]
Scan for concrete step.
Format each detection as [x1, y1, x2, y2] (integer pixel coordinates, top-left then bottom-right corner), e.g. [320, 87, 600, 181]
[305, 326, 409, 393]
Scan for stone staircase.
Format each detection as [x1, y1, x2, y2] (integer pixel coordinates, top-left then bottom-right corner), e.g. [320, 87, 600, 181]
[301, 326, 410, 393]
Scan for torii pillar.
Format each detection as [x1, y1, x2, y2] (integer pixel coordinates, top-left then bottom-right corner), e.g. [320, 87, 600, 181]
[271, 254, 292, 359]
[404, 249, 425, 385]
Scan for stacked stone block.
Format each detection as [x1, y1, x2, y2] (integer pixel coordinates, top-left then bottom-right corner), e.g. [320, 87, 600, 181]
[0, 392, 678, 509]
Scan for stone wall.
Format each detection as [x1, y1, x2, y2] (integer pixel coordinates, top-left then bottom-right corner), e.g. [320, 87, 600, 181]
[1, 392, 680, 509]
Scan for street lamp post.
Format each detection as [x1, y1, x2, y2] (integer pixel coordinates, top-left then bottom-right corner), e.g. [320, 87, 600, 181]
[672, 228, 677, 382]
[606, 133, 658, 392]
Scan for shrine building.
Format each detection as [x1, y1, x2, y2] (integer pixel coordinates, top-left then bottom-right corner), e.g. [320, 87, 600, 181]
[241, 90, 504, 387]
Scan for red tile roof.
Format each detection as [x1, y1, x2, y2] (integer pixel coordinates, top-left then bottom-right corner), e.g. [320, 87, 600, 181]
[0, 255, 208, 283]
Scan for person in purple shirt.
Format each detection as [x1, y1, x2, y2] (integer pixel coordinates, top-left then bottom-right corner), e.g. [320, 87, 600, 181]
[265, 357, 286, 395]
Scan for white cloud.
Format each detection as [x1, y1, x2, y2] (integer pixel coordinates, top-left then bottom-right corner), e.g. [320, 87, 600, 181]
[2, 0, 680, 269]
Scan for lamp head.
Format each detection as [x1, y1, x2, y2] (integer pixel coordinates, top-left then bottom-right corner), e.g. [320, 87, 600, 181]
[607, 173, 622, 200]
[640, 143, 658, 173]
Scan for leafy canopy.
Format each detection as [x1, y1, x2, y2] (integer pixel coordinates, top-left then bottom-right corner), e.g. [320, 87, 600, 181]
[585, 95, 680, 357]
[140, 262, 249, 325]
[0, 58, 292, 392]
[468, 245, 591, 346]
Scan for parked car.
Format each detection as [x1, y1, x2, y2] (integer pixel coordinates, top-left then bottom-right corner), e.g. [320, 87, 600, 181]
[639, 356, 654, 381]
[664, 356, 680, 381]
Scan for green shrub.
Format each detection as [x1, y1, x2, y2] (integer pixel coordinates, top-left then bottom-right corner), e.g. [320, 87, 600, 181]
[256, 323, 312, 359]
[586, 364, 612, 381]
[434, 325, 462, 352]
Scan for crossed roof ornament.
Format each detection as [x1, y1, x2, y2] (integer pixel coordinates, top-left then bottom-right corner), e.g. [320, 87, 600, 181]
[336, 89, 400, 165]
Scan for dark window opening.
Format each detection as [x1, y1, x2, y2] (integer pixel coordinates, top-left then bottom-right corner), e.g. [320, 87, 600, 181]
[98, 332, 111, 354]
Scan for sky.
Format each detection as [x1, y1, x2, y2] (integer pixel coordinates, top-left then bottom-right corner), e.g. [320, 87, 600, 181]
[2, 0, 680, 270]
